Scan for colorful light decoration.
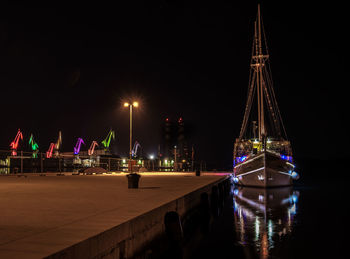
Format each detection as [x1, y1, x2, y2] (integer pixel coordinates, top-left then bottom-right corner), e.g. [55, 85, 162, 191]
[280, 154, 293, 163]
[131, 141, 141, 158]
[74, 138, 85, 155]
[46, 143, 55, 158]
[54, 131, 62, 154]
[234, 155, 248, 166]
[101, 129, 115, 150]
[232, 176, 239, 183]
[291, 171, 299, 180]
[10, 129, 23, 156]
[88, 141, 98, 156]
[29, 134, 39, 158]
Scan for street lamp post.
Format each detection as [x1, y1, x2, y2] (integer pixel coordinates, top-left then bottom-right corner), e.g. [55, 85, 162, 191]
[124, 101, 141, 188]
[124, 101, 139, 160]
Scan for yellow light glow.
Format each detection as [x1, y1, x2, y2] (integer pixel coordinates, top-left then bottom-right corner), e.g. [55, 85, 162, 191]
[124, 102, 129, 107]
[133, 101, 139, 107]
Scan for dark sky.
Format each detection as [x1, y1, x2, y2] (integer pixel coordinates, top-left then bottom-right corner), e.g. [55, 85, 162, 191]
[0, 1, 347, 169]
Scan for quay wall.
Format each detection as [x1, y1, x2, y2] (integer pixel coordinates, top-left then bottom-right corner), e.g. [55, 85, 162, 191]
[46, 175, 230, 259]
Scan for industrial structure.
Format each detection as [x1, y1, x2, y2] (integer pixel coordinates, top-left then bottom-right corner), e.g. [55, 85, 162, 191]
[0, 124, 196, 174]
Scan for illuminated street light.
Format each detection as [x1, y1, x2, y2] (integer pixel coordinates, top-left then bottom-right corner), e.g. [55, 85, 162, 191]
[124, 101, 139, 160]
[149, 154, 155, 171]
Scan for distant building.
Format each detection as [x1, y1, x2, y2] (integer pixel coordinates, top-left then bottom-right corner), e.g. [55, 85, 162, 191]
[162, 118, 175, 158]
[160, 117, 193, 171]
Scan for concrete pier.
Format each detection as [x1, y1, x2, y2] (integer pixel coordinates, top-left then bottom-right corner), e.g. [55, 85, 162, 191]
[0, 172, 230, 258]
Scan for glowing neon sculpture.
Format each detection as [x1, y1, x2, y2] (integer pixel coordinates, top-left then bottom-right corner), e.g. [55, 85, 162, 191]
[131, 141, 141, 158]
[46, 143, 55, 158]
[88, 141, 98, 156]
[101, 129, 115, 150]
[74, 138, 85, 155]
[29, 134, 39, 158]
[54, 131, 62, 156]
[10, 129, 23, 156]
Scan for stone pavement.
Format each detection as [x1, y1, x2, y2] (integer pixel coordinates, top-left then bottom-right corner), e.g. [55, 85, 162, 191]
[0, 172, 229, 258]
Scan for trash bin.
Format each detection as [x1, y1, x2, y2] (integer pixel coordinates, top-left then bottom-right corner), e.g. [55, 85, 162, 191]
[196, 170, 201, 176]
[126, 173, 141, 188]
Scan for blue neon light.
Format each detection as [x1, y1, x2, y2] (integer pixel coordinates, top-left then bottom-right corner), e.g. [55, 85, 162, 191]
[280, 154, 293, 162]
[292, 194, 298, 203]
[291, 171, 299, 180]
[234, 156, 248, 166]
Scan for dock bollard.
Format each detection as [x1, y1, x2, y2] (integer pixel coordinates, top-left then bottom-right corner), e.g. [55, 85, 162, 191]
[126, 173, 141, 188]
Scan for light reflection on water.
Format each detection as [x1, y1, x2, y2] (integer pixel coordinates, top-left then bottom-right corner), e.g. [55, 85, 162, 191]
[233, 186, 299, 259]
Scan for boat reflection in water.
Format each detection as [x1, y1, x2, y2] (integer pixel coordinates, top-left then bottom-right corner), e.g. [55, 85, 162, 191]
[233, 186, 299, 259]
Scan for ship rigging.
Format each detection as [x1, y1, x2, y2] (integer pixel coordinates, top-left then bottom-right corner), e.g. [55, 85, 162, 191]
[233, 5, 299, 187]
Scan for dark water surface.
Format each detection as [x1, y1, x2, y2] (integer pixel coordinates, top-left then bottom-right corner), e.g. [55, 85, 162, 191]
[193, 159, 348, 259]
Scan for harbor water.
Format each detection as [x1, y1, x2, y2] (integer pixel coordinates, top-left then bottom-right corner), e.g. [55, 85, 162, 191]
[193, 158, 348, 259]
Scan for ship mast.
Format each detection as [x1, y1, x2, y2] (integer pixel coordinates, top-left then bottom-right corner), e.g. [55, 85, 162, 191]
[238, 4, 287, 142]
[253, 4, 268, 140]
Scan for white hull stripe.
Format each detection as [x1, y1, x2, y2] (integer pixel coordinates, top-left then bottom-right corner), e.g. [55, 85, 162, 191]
[234, 153, 264, 168]
[237, 167, 292, 177]
[237, 166, 265, 177]
[276, 171, 292, 176]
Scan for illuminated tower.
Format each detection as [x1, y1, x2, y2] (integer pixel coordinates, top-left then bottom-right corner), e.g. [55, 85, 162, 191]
[162, 118, 175, 158]
[177, 117, 184, 160]
[177, 117, 189, 164]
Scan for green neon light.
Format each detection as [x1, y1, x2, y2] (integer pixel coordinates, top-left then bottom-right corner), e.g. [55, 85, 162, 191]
[29, 134, 39, 158]
[102, 129, 115, 149]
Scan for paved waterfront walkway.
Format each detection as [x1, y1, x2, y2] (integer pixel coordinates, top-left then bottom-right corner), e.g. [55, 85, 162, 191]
[0, 172, 229, 258]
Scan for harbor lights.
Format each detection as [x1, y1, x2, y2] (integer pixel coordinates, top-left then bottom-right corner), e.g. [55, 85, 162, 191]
[149, 154, 155, 171]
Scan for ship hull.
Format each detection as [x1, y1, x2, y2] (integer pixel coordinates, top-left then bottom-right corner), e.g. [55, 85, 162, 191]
[234, 151, 293, 187]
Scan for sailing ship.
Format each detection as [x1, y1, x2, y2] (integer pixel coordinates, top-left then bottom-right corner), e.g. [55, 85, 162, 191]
[233, 5, 299, 187]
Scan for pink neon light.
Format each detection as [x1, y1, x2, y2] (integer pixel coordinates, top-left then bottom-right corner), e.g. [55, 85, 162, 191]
[88, 141, 98, 156]
[46, 143, 55, 158]
[10, 129, 23, 156]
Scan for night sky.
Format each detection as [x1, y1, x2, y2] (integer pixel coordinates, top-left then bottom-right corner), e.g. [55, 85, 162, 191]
[0, 1, 347, 169]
